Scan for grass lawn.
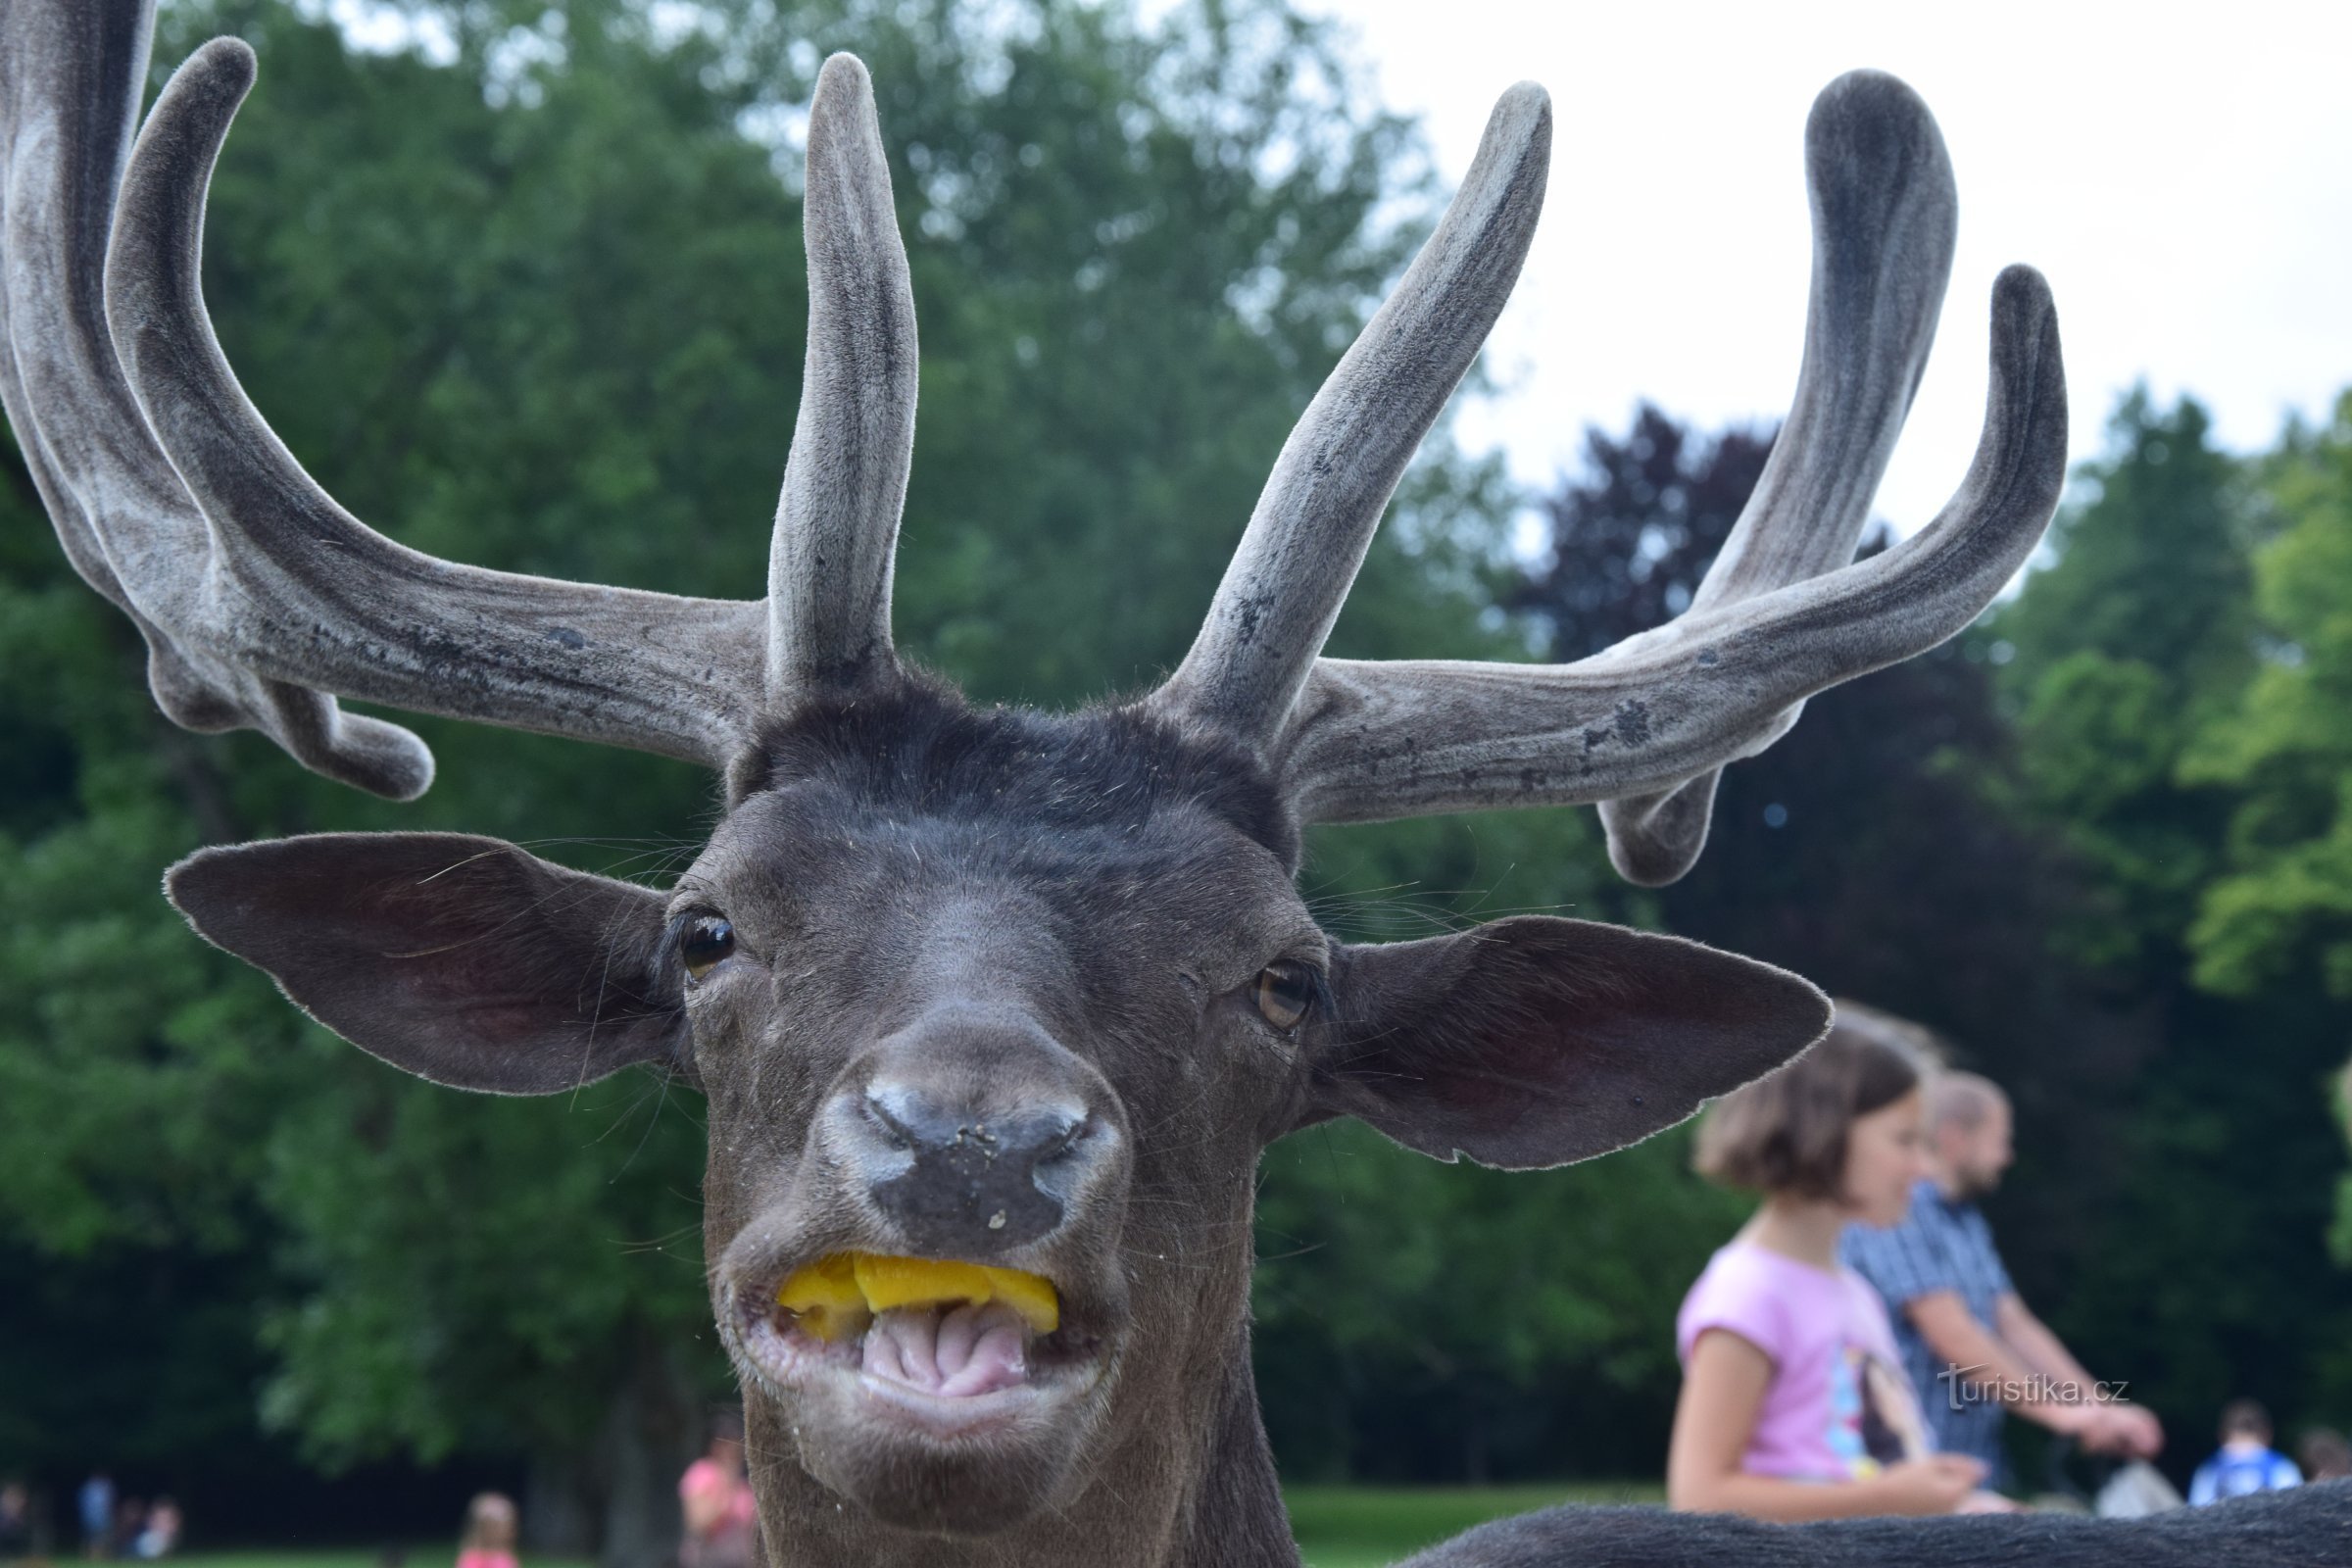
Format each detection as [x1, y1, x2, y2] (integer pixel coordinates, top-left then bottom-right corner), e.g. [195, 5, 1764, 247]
[1287, 1483, 1664, 1568]
[151, 1486, 1663, 1568]
[164, 1557, 568, 1568]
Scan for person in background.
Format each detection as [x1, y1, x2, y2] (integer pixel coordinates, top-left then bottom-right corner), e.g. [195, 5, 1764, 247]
[0, 1480, 33, 1562]
[2296, 1426, 2352, 1482]
[2189, 1400, 2301, 1504]
[679, 1411, 758, 1568]
[131, 1497, 178, 1560]
[107, 1499, 143, 1560]
[1840, 1066, 2163, 1486]
[455, 1494, 518, 1568]
[74, 1475, 112, 1562]
[1668, 1009, 2000, 1520]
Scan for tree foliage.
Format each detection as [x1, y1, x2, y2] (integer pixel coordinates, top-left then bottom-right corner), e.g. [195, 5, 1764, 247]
[1984, 390, 2352, 1464]
[2185, 395, 2352, 1000]
[2173, 395, 2352, 1281]
[1512, 402, 1771, 662]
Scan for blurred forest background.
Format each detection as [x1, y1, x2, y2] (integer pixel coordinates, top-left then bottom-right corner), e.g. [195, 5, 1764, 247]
[6, 0, 2352, 1558]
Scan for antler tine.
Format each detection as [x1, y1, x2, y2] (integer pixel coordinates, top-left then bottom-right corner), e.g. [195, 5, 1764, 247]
[766, 54, 917, 701]
[1279, 265, 2067, 833]
[1597, 69, 1958, 884]
[1152, 82, 1551, 746]
[96, 36, 771, 784]
[0, 0, 441, 797]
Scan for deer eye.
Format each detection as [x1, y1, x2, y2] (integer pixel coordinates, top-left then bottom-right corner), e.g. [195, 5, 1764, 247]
[1253, 961, 1315, 1031]
[680, 916, 736, 980]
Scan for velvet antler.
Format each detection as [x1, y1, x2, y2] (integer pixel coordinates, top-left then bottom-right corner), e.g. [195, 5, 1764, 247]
[1152, 71, 2066, 886]
[0, 2, 909, 798]
[4, 3, 2065, 891]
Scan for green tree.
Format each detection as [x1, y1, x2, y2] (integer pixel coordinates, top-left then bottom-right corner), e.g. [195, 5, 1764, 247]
[2000, 389, 2252, 692]
[1996, 391, 2255, 971]
[1988, 390, 2352, 1464]
[2185, 394, 2352, 1001]
[2180, 394, 2352, 1302]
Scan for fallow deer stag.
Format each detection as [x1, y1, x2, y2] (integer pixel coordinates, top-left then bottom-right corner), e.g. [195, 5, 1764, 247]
[7, 3, 2343, 1563]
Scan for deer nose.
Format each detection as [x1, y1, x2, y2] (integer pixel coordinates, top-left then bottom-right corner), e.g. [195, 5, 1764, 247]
[858, 1084, 1094, 1255]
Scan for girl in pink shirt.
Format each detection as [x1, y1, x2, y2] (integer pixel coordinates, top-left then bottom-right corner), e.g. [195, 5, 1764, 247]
[455, 1493, 518, 1568]
[1668, 1005, 1999, 1521]
[679, 1415, 759, 1568]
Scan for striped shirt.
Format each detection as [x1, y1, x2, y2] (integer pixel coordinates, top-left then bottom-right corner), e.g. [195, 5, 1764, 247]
[1838, 1178, 2015, 1472]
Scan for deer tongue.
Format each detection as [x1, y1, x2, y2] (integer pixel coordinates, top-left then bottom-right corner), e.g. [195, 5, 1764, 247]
[862, 1300, 1029, 1396]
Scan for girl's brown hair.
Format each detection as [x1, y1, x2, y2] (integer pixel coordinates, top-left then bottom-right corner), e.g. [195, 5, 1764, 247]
[1693, 1001, 1934, 1200]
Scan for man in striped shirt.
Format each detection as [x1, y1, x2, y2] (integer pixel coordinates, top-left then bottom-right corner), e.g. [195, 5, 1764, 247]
[1839, 1071, 2164, 1484]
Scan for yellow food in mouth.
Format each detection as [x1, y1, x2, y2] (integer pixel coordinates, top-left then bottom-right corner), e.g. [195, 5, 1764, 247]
[775, 1251, 1060, 1342]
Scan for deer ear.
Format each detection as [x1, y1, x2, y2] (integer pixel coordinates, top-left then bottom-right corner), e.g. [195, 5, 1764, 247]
[1298, 917, 1829, 1169]
[168, 833, 687, 1095]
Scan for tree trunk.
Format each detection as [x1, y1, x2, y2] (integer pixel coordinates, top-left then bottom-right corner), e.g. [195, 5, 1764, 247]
[524, 1450, 595, 1559]
[592, 1330, 706, 1568]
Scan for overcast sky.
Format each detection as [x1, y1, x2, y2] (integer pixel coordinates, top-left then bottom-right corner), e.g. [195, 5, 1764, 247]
[1294, 0, 2352, 535]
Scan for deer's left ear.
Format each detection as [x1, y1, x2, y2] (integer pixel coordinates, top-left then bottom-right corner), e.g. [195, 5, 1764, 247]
[1294, 917, 1830, 1169]
[168, 833, 688, 1095]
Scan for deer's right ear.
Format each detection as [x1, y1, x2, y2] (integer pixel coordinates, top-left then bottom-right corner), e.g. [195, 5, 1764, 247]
[168, 833, 687, 1095]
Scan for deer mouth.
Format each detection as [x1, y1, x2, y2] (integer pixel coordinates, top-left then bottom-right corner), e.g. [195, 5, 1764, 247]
[728, 1250, 1109, 1435]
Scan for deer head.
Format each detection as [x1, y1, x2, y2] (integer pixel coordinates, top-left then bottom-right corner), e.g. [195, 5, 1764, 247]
[1, 2, 2065, 1559]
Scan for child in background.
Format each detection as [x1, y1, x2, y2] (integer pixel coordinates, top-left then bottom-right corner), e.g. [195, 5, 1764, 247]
[132, 1496, 179, 1559]
[455, 1494, 518, 1568]
[1668, 1008, 1996, 1520]
[679, 1412, 758, 1568]
[2189, 1400, 2302, 1504]
[2297, 1426, 2352, 1482]
[0, 1480, 33, 1562]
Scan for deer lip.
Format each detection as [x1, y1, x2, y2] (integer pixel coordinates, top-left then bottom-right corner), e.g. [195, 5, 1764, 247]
[851, 1366, 1046, 1439]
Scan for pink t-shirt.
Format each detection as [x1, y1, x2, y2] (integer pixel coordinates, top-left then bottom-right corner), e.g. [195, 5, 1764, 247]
[1676, 1240, 1930, 1482]
[680, 1457, 757, 1533]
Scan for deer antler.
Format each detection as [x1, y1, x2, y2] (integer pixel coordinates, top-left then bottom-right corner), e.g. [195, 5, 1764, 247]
[0, 3, 907, 798]
[767, 53, 916, 701]
[1153, 82, 1552, 740]
[1156, 71, 2066, 885]
[1592, 70, 1959, 884]
[1280, 264, 2061, 828]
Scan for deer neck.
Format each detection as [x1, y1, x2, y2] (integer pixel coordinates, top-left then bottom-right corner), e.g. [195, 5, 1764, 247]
[746, 1326, 1298, 1568]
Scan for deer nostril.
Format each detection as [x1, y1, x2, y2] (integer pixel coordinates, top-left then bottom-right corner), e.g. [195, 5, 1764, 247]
[1035, 1114, 1087, 1164]
[862, 1091, 917, 1151]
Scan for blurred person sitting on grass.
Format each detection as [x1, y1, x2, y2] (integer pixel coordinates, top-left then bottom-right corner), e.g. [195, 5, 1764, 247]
[75, 1474, 111, 1562]
[456, 1494, 518, 1568]
[129, 1497, 176, 1560]
[2190, 1399, 2301, 1504]
[107, 1498, 142, 1560]
[2297, 1426, 2352, 1482]
[1841, 1067, 2162, 1487]
[0, 1479, 32, 1561]
[1669, 1007, 2008, 1520]
[679, 1410, 758, 1568]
